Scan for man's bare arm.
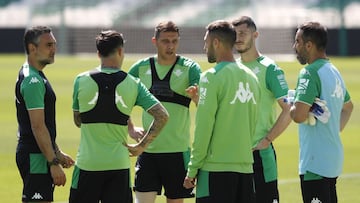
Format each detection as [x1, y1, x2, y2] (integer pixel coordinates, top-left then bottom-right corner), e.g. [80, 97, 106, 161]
[28, 109, 66, 186]
[138, 103, 169, 148]
[253, 98, 291, 150]
[126, 103, 169, 156]
[340, 101, 353, 132]
[290, 102, 311, 123]
[73, 111, 81, 128]
[29, 109, 58, 162]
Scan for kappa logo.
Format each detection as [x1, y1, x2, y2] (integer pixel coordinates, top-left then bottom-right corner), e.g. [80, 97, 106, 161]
[115, 92, 128, 108]
[29, 77, 40, 84]
[331, 77, 344, 99]
[311, 197, 322, 203]
[88, 92, 99, 105]
[230, 82, 256, 104]
[88, 91, 128, 108]
[31, 192, 43, 200]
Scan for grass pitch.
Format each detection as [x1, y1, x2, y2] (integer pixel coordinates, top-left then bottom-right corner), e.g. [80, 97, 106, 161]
[0, 54, 359, 203]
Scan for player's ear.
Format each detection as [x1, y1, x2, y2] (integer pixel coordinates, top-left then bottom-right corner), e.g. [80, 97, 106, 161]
[28, 43, 36, 54]
[117, 47, 123, 56]
[213, 37, 220, 48]
[253, 31, 259, 39]
[151, 37, 156, 45]
[305, 40, 313, 50]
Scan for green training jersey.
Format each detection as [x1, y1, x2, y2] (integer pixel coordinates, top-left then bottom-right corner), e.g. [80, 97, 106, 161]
[238, 56, 289, 146]
[72, 67, 159, 171]
[187, 62, 260, 178]
[294, 59, 351, 177]
[128, 55, 201, 153]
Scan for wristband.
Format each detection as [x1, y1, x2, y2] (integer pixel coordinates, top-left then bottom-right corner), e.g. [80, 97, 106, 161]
[48, 157, 60, 166]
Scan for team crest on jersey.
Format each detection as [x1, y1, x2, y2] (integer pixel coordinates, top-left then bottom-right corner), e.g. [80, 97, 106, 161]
[272, 65, 281, 71]
[252, 66, 260, 75]
[173, 69, 183, 77]
[29, 77, 40, 84]
[230, 82, 256, 104]
[146, 69, 151, 75]
[300, 68, 310, 75]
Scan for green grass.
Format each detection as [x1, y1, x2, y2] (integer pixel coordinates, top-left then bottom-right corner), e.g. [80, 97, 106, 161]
[1, 54, 359, 203]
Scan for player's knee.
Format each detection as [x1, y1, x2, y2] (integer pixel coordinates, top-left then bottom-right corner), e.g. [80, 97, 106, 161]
[135, 191, 157, 203]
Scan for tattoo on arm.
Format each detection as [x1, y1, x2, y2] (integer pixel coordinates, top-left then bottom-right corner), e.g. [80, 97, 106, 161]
[139, 103, 169, 148]
[54, 143, 61, 155]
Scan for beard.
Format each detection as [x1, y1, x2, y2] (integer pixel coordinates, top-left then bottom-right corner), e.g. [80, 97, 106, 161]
[296, 55, 307, 65]
[207, 45, 216, 63]
[207, 54, 216, 63]
[295, 49, 307, 65]
[237, 47, 250, 54]
[39, 59, 54, 66]
[235, 44, 251, 54]
[38, 54, 55, 67]
[235, 40, 252, 54]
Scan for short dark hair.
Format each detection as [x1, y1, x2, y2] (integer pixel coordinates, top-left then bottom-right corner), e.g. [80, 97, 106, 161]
[154, 21, 179, 39]
[96, 30, 124, 57]
[298, 22, 327, 51]
[206, 20, 236, 48]
[23, 26, 52, 54]
[232, 16, 257, 32]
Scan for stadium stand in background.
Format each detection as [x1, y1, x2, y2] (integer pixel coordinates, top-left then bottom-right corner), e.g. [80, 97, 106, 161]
[0, 0, 360, 55]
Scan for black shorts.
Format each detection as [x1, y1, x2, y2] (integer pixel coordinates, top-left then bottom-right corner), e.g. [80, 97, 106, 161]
[133, 151, 194, 199]
[69, 166, 133, 203]
[300, 171, 338, 203]
[195, 170, 256, 203]
[16, 152, 54, 202]
[253, 144, 279, 203]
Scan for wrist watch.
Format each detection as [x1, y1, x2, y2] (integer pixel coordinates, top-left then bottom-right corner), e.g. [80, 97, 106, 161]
[48, 157, 60, 166]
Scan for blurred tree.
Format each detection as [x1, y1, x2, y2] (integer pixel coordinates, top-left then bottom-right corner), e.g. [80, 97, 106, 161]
[312, 0, 360, 8]
[31, 0, 102, 15]
[0, 0, 20, 7]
